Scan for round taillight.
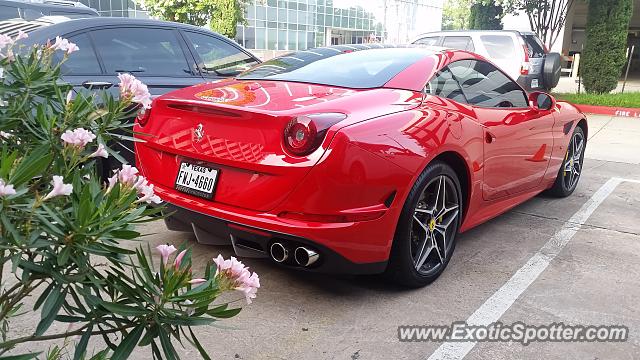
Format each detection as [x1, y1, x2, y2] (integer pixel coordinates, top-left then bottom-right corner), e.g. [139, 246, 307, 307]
[284, 116, 317, 156]
[136, 107, 152, 127]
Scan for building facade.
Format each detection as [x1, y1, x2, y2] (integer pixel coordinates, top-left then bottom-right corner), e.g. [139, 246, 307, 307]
[78, 0, 148, 18]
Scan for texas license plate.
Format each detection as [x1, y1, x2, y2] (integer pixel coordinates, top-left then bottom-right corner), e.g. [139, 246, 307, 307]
[174, 162, 218, 199]
[531, 79, 539, 88]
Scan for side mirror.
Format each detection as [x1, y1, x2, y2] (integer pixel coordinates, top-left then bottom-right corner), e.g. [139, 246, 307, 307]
[528, 91, 555, 111]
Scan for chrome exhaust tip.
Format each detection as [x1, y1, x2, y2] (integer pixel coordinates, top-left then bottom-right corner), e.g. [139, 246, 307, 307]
[269, 242, 289, 263]
[294, 247, 319, 267]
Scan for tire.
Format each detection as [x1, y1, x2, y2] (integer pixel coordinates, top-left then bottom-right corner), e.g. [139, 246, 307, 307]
[542, 52, 562, 90]
[385, 161, 463, 287]
[547, 126, 586, 197]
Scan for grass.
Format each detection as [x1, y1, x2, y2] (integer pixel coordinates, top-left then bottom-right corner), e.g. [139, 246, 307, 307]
[553, 92, 640, 108]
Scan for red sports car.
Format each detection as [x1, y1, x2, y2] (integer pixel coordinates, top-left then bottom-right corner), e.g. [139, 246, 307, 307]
[134, 45, 587, 287]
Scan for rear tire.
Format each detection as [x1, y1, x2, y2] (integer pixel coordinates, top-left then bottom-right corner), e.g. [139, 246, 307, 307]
[385, 161, 462, 288]
[547, 126, 586, 197]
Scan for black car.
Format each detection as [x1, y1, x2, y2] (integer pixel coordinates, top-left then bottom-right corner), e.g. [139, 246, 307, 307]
[14, 17, 261, 171]
[0, 0, 98, 21]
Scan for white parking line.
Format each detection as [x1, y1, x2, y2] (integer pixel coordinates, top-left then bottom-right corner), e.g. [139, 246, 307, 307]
[426, 177, 625, 360]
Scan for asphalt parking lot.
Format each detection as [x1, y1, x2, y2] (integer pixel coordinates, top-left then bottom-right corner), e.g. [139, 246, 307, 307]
[10, 115, 636, 359]
[123, 114, 639, 359]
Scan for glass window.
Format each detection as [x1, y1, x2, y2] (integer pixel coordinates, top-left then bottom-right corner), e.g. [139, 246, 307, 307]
[267, 7, 276, 21]
[267, 28, 277, 50]
[480, 35, 516, 59]
[255, 28, 266, 49]
[278, 8, 286, 21]
[184, 31, 259, 76]
[90, 27, 189, 76]
[448, 60, 528, 108]
[277, 29, 287, 50]
[0, 5, 20, 20]
[255, 6, 266, 20]
[55, 33, 101, 75]
[288, 9, 297, 23]
[288, 31, 297, 51]
[426, 67, 466, 103]
[442, 36, 474, 52]
[267, 0, 277, 6]
[523, 34, 546, 58]
[238, 48, 431, 89]
[415, 36, 439, 46]
[244, 27, 255, 48]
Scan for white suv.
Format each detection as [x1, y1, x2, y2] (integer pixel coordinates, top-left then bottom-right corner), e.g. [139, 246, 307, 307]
[412, 30, 561, 92]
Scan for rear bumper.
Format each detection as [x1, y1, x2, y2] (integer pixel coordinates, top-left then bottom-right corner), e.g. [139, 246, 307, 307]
[163, 202, 388, 275]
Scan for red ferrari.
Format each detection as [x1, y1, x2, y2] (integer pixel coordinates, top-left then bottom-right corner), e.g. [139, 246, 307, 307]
[134, 45, 587, 287]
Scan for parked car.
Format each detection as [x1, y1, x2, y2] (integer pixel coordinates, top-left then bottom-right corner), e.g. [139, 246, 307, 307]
[12, 17, 261, 172]
[0, 0, 98, 21]
[413, 30, 562, 92]
[134, 45, 587, 287]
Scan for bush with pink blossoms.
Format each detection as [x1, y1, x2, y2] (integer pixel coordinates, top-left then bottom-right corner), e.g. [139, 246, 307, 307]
[0, 34, 256, 359]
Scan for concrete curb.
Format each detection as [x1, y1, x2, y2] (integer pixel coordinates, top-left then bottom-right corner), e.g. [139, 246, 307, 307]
[575, 104, 640, 118]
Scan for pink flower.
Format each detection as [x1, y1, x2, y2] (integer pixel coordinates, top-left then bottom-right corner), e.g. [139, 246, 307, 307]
[118, 73, 152, 109]
[43, 175, 73, 200]
[15, 30, 28, 41]
[50, 36, 79, 54]
[189, 278, 206, 285]
[66, 90, 74, 105]
[0, 179, 16, 197]
[61, 128, 96, 148]
[106, 173, 118, 192]
[117, 165, 139, 186]
[0, 131, 11, 139]
[89, 143, 108, 158]
[156, 244, 177, 265]
[135, 182, 161, 204]
[174, 249, 187, 269]
[213, 255, 260, 304]
[0, 34, 12, 49]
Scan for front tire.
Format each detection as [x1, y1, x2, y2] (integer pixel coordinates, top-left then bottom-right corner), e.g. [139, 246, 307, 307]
[385, 161, 462, 287]
[547, 126, 586, 197]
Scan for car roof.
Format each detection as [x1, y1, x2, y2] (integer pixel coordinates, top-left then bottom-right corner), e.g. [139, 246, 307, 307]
[415, 29, 538, 38]
[15, 17, 227, 43]
[0, 0, 98, 14]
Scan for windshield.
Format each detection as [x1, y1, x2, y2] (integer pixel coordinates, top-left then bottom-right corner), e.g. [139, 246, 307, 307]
[237, 47, 430, 89]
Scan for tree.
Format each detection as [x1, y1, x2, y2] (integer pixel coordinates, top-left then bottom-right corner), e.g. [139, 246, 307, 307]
[519, 0, 574, 49]
[138, 0, 249, 38]
[442, 0, 473, 30]
[469, 1, 504, 30]
[581, 0, 633, 93]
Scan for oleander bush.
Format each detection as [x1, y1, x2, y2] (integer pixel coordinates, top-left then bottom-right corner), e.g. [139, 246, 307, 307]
[0, 32, 259, 359]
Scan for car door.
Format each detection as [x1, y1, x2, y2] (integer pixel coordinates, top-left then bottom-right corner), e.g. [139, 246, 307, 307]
[53, 32, 104, 94]
[180, 30, 260, 79]
[86, 26, 204, 99]
[448, 59, 555, 201]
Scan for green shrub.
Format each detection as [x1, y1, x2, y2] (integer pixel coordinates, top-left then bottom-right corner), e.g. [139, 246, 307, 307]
[581, 0, 633, 94]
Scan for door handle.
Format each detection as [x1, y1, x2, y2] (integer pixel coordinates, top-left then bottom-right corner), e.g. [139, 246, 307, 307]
[485, 131, 496, 144]
[82, 81, 113, 90]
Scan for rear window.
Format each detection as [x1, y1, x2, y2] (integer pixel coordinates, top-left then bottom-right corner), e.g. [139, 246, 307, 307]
[480, 35, 516, 59]
[442, 36, 475, 52]
[237, 48, 428, 89]
[523, 34, 546, 58]
[415, 36, 439, 46]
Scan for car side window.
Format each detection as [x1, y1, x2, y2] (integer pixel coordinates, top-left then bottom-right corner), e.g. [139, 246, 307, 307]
[426, 67, 467, 104]
[448, 60, 528, 108]
[184, 31, 259, 76]
[415, 36, 439, 46]
[54, 33, 101, 75]
[90, 27, 191, 76]
[479, 35, 516, 59]
[442, 36, 475, 52]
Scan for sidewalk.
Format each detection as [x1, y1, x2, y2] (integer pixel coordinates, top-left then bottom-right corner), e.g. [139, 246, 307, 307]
[584, 114, 640, 164]
[554, 76, 640, 94]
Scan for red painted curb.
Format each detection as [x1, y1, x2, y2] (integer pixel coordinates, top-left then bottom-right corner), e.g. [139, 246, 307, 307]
[575, 104, 640, 118]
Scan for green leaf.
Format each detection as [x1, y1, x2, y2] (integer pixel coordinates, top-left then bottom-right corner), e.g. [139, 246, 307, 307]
[100, 301, 148, 316]
[188, 327, 211, 360]
[36, 286, 65, 336]
[158, 326, 178, 360]
[207, 306, 242, 319]
[0, 353, 42, 360]
[73, 324, 93, 360]
[111, 324, 145, 360]
[10, 145, 52, 186]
